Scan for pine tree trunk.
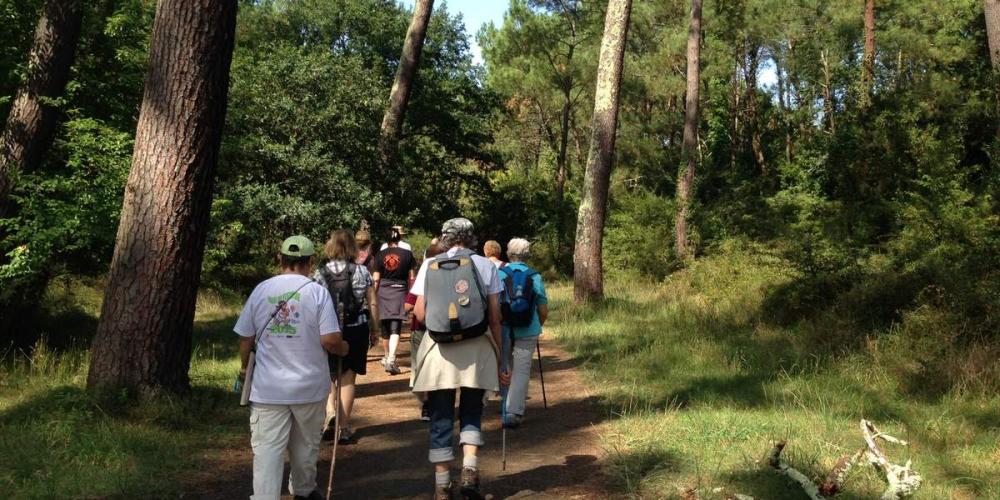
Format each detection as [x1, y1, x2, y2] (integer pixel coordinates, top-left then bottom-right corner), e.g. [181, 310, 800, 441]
[87, 0, 238, 394]
[379, 0, 434, 168]
[0, 0, 83, 207]
[572, 0, 632, 302]
[860, 0, 876, 108]
[987, 0, 1000, 67]
[674, 0, 702, 261]
[986, 0, 1000, 137]
[555, 65, 573, 205]
[821, 49, 836, 133]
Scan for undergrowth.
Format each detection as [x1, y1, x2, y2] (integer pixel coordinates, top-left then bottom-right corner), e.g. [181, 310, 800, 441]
[550, 240, 1000, 499]
[0, 282, 245, 499]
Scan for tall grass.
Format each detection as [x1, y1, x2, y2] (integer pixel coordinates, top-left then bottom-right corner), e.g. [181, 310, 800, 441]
[550, 241, 1000, 499]
[0, 282, 246, 498]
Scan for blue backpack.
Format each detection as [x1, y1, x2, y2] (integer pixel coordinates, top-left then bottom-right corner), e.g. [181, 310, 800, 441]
[500, 267, 538, 327]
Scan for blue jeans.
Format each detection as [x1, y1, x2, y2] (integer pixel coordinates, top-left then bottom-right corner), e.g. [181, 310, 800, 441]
[427, 387, 485, 463]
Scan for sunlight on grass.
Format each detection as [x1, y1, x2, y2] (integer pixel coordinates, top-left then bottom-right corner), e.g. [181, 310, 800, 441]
[550, 243, 1000, 499]
[0, 284, 246, 498]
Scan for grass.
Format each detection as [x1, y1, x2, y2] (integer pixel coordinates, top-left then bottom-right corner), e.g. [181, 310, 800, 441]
[0, 279, 247, 499]
[2, 244, 999, 498]
[548, 242, 1000, 499]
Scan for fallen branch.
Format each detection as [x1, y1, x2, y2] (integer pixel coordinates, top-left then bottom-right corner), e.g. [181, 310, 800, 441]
[768, 440, 825, 500]
[860, 419, 922, 500]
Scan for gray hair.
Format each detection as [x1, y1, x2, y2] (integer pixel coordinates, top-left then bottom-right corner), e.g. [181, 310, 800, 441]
[507, 238, 531, 261]
[440, 217, 477, 249]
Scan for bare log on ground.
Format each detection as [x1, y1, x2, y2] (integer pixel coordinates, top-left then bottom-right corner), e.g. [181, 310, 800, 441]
[767, 441, 826, 500]
[860, 419, 922, 500]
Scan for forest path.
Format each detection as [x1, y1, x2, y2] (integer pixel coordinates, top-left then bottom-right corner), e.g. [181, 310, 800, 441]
[191, 334, 610, 499]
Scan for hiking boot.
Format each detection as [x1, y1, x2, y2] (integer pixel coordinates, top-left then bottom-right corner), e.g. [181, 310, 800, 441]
[434, 482, 454, 500]
[387, 360, 401, 375]
[293, 490, 323, 500]
[459, 467, 483, 500]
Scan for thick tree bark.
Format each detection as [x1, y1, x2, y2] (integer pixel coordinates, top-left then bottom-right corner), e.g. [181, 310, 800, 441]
[572, 0, 632, 302]
[987, 0, 1000, 137]
[0, 0, 83, 207]
[860, 0, 876, 108]
[87, 0, 238, 394]
[987, 0, 1000, 67]
[379, 0, 434, 168]
[673, 0, 702, 261]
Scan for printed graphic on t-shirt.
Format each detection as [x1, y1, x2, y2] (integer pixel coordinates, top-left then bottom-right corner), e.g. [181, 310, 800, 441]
[267, 291, 302, 336]
[383, 253, 401, 272]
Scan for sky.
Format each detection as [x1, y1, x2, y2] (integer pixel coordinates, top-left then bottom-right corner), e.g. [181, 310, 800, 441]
[399, 0, 508, 64]
[398, 1, 778, 87]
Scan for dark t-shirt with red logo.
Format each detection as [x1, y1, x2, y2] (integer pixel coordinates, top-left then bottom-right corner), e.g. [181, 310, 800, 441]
[374, 246, 417, 282]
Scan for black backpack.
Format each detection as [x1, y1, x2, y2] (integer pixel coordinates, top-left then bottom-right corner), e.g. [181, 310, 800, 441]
[319, 262, 362, 324]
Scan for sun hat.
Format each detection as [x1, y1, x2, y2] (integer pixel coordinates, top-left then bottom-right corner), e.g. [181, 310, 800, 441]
[280, 235, 315, 257]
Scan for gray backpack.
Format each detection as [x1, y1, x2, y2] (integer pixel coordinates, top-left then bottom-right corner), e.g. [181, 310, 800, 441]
[425, 248, 488, 343]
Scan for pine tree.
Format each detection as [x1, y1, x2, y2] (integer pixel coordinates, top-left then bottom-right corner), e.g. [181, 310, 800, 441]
[674, 0, 702, 261]
[572, 0, 632, 301]
[88, 0, 239, 394]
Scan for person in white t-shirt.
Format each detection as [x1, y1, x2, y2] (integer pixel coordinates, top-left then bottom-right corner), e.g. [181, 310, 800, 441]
[235, 235, 348, 500]
[409, 218, 510, 500]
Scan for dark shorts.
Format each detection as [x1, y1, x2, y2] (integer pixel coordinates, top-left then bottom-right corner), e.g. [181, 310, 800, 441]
[380, 319, 402, 339]
[330, 322, 370, 376]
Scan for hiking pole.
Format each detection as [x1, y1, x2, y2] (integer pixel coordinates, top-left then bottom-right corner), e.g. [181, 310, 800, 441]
[326, 303, 345, 500]
[536, 340, 547, 410]
[500, 329, 510, 471]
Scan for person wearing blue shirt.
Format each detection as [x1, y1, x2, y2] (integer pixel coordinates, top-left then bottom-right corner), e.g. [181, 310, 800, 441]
[498, 238, 549, 428]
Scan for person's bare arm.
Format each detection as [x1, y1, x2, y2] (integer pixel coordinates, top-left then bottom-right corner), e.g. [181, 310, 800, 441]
[367, 286, 380, 343]
[414, 295, 426, 324]
[372, 271, 381, 289]
[238, 336, 254, 377]
[320, 331, 349, 357]
[538, 304, 549, 327]
[488, 293, 510, 386]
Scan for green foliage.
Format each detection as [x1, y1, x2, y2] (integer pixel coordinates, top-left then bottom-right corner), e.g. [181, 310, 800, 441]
[603, 187, 677, 279]
[0, 118, 131, 294]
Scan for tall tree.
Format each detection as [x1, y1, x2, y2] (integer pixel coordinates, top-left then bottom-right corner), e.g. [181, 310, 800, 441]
[0, 0, 83, 208]
[673, 0, 702, 261]
[379, 0, 434, 167]
[860, 0, 876, 107]
[88, 0, 238, 394]
[987, 0, 1000, 138]
[572, 0, 632, 301]
[989, 0, 1000, 67]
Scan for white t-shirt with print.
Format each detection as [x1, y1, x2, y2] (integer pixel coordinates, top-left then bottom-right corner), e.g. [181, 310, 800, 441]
[313, 260, 374, 327]
[411, 247, 503, 297]
[234, 274, 340, 405]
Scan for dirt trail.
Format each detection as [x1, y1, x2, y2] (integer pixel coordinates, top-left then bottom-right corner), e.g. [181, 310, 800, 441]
[190, 335, 609, 499]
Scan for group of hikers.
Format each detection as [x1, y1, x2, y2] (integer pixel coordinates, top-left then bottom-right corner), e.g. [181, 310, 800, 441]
[234, 217, 550, 500]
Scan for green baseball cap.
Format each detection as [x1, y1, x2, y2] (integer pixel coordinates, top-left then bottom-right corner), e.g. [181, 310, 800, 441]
[280, 235, 315, 257]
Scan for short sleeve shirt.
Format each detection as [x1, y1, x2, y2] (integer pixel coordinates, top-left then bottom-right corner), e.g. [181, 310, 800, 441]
[234, 274, 340, 404]
[313, 260, 374, 327]
[411, 247, 503, 297]
[374, 247, 418, 282]
[498, 262, 548, 338]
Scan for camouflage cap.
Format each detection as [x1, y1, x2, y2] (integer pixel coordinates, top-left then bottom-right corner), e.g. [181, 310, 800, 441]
[441, 217, 475, 238]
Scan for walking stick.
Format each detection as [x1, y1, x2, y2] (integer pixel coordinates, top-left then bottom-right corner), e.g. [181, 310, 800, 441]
[500, 329, 510, 471]
[326, 303, 346, 500]
[536, 340, 548, 410]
